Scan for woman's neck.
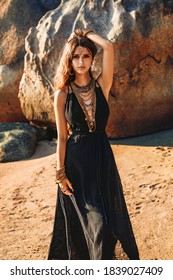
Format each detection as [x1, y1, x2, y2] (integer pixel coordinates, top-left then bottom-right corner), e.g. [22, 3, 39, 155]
[74, 73, 92, 86]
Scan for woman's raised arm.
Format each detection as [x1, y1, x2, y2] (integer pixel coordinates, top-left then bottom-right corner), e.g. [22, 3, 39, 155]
[86, 31, 114, 101]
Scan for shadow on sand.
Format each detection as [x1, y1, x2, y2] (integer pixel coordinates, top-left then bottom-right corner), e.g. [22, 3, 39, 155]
[29, 129, 173, 162]
[109, 128, 173, 147]
[29, 140, 56, 160]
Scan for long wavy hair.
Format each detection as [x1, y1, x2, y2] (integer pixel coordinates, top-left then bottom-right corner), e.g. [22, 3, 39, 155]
[54, 29, 97, 91]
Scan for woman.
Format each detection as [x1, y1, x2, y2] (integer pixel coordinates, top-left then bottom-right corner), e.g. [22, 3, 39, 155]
[48, 29, 139, 260]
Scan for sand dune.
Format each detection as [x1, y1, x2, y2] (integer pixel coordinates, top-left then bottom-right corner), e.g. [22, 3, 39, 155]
[0, 129, 173, 260]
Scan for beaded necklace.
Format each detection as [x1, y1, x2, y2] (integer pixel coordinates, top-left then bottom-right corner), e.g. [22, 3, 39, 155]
[73, 78, 94, 93]
[71, 78, 96, 132]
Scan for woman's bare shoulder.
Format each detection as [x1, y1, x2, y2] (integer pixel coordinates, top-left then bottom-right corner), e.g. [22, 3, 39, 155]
[54, 87, 68, 103]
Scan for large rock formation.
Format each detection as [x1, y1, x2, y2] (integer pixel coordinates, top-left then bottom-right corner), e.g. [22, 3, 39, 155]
[0, 0, 61, 123]
[19, 0, 173, 138]
[107, 0, 173, 138]
[0, 123, 38, 162]
[0, 122, 51, 162]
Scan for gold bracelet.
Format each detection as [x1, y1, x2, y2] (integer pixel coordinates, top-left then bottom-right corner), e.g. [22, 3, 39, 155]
[56, 166, 66, 181]
[56, 175, 67, 184]
[56, 166, 65, 173]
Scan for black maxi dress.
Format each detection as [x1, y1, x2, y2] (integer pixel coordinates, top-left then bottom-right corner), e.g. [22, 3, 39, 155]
[48, 82, 139, 260]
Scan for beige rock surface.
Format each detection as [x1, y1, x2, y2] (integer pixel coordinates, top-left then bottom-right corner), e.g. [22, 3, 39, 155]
[0, 0, 59, 122]
[0, 129, 173, 260]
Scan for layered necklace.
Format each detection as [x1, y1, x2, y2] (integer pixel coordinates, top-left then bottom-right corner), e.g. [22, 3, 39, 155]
[71, 78, 96, 133]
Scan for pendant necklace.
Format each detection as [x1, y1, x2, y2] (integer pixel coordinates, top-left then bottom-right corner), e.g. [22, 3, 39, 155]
[71, 78, 96, 133]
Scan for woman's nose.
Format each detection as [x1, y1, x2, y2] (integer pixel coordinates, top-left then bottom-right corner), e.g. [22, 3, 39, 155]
[79, 56, 83, 64]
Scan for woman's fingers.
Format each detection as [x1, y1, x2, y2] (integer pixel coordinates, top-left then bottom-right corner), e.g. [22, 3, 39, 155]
[61, 185, 72, 196]
[63, 188, 72, 196]
[58, 179, 74, 196]
[66, 179, 74, 191]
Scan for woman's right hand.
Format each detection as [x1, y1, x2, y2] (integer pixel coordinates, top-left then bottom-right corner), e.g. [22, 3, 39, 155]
[58, 177, 74, 196]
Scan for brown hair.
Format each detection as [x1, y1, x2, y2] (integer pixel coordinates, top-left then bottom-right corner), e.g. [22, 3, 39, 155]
[54, 29, 97, 91]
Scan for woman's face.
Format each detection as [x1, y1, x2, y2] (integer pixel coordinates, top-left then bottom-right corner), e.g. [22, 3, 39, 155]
[71, 46, 93, 74]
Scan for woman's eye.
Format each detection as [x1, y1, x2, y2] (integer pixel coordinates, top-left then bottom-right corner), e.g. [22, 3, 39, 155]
[83, 54, 90, 58]
[72, 55, 79, 59]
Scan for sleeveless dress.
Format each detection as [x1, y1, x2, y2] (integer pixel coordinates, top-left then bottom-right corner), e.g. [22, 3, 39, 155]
[48, 82, 139, 260]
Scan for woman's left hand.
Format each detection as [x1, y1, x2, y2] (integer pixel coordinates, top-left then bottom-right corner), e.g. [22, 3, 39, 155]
[58, 177, 74, 196]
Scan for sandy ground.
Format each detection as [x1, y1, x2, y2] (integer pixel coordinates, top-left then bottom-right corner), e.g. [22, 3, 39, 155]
[0, 129, 173, 260]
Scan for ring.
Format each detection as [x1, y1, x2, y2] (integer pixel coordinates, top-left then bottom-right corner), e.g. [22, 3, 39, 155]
[59, 185, 68, 193]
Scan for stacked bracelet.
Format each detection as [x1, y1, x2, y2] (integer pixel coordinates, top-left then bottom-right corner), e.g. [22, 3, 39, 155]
[56, 166, 67, 183]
